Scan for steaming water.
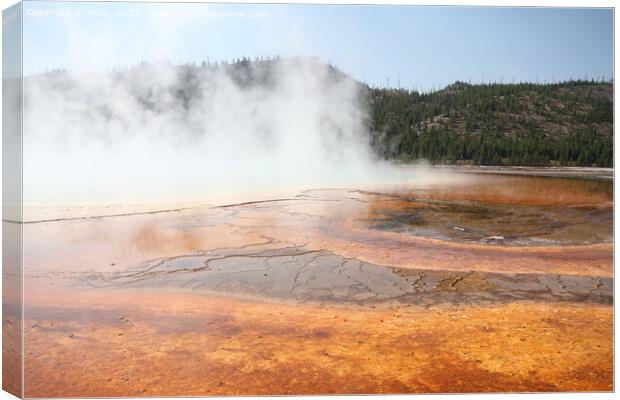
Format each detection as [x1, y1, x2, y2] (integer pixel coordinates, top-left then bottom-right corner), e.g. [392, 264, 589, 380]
[23, 58, 405, 206]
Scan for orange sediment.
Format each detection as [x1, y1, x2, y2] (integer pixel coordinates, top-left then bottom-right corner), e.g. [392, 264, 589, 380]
[20, 172, 614, 396]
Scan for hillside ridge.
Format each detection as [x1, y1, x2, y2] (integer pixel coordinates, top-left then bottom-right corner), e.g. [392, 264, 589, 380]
[27, 58, 613, 167]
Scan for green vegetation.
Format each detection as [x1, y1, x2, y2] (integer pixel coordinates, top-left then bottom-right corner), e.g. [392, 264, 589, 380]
[35, 58, 613, 167]
[366, 80, 613, 167]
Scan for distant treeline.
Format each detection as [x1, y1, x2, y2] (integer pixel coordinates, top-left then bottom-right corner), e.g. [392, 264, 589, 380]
[366, 80, 613, 167]
[34, 58, 613, 167]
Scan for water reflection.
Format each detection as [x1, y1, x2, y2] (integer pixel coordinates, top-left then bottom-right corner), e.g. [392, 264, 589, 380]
[362, 175, 612, 246]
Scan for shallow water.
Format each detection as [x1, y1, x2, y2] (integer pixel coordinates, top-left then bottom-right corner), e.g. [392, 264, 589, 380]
[361, 175, 612, 246]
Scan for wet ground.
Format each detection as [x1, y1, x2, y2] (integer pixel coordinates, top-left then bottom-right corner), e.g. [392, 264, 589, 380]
[75, 243, 612, 306]
[360, 175, 612, 245]
[11, 168, 614, 396]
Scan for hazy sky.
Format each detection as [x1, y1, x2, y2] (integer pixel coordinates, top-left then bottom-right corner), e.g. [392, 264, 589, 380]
[22, 1, 613, 90]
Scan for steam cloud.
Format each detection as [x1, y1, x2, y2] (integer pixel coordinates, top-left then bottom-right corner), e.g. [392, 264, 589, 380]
[23, 58, 405, 205]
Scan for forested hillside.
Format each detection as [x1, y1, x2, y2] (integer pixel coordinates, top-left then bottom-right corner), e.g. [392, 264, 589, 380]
[30, 58, 613, 167]
[367, 80, 613, 167]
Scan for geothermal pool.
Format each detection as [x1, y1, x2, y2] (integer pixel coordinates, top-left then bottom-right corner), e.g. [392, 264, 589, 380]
[363, 175, 612, 246]
[14, 168, 613, 396]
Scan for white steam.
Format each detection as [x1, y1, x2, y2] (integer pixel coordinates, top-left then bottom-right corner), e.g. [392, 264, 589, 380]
[24, 58, 403, 205]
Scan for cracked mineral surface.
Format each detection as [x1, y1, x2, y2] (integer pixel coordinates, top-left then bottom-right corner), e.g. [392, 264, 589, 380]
[16, 170, 614, 396]
[76, 243, 612, 306]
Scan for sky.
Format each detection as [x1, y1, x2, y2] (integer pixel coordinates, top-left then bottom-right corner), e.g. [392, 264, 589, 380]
[21, 1, 614, 91]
